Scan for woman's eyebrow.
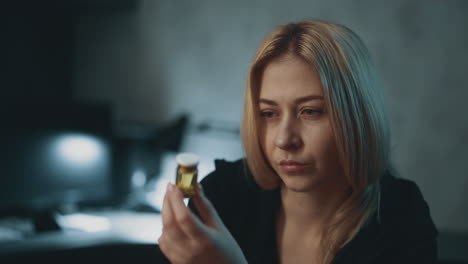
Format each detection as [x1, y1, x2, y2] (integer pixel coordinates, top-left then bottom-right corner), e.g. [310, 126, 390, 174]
[295, 95, 324, 104]
[258, 98, 277, 106]
[258, 95, 324, 105]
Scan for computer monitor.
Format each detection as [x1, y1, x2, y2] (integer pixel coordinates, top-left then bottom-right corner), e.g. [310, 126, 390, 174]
[0, 102, 113, 217]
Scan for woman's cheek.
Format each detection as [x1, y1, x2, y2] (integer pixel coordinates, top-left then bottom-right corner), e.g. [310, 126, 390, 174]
[264, 133, 275, 163]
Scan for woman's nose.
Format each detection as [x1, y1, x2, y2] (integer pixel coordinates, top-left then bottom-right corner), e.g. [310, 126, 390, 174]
[274, 119, 303, 151]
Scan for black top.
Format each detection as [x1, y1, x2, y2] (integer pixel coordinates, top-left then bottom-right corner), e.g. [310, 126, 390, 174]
[188, 159, 438, 264]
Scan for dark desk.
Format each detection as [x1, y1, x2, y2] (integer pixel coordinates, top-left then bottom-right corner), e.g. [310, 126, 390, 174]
[0, 210, 168, 263]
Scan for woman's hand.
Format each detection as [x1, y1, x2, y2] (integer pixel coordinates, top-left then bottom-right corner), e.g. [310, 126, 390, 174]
[158, 183, 247, 264]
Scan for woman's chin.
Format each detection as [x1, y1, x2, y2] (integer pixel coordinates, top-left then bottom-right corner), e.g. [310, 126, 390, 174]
[280, 175, 323, 193]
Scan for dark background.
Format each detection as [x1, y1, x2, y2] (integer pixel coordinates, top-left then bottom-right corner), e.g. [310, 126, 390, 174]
[1, 0, 467, 263]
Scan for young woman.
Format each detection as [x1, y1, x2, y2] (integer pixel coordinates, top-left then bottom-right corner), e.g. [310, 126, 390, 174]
[157, 20, 438, 264]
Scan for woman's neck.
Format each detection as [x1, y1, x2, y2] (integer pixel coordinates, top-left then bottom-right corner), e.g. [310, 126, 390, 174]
[278, 181, 350, 236]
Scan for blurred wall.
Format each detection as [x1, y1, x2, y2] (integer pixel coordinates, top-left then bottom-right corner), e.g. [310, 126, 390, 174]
[71, 0, 468, 232]
[1, 4, 74, 101]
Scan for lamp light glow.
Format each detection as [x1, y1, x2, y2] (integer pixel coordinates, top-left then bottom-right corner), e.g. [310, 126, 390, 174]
[55, 134, 103, 165]
[132, 169, 147, 188]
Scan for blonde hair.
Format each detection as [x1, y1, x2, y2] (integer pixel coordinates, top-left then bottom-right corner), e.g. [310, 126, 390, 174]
[241, 20, 391, 264]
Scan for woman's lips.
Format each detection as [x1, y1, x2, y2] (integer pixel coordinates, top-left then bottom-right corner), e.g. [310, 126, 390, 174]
[278, 160, 310, 173]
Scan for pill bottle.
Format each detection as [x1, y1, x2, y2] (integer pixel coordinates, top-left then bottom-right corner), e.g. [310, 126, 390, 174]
[175, 153, 199, 198]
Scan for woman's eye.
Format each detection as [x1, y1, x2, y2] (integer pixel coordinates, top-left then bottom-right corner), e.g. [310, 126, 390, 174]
[301, 109, 322, 117]
[260, 111, 276, 118]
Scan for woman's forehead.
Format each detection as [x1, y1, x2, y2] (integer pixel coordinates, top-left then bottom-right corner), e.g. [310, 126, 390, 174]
[259, 57, 324, 102]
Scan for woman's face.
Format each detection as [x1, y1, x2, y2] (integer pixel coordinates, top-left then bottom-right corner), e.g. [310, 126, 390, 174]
[258, 56, 345, 192]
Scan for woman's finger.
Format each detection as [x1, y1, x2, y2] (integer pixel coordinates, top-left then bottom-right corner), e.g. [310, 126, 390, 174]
[192, 184, 218, 229]
[161, 220, 190, 248]
[158, 234, 188, 263]
[193, 184, 226, 230]
[161, 183, 175, 228]
[160, 185, 194, 262]
[162, 183, 192, 240]
[168, 183, 207, 239]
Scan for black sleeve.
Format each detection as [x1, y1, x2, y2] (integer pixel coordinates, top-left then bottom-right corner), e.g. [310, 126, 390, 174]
[186, 158, 258, 245]
[377, 177, 439, 264]
[187, 159, 244, 224]
[378, 237, 438, 264]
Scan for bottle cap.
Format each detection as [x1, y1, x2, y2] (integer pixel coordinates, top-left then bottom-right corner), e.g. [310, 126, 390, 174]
[176, 153, 200, 167]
